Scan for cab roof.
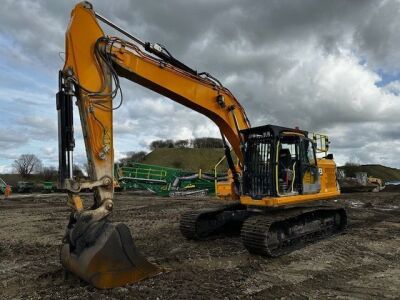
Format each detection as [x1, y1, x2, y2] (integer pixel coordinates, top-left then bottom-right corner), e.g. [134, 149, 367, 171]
[241, 124, 308, 137]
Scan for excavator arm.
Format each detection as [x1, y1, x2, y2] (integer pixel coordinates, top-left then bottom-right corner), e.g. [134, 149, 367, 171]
[58, 2, 249, 288]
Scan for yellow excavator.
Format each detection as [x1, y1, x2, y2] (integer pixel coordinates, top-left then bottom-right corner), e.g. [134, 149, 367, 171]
[57, 2, 346, 288]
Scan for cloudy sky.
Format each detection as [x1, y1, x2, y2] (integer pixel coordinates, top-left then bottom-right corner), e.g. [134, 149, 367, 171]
[1, 0, 400, 172]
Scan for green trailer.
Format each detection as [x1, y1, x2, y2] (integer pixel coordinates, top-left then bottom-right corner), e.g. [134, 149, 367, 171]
[0, 178, 9, 194]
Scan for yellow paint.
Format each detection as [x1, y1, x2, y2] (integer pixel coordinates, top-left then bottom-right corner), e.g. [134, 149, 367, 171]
[63, 3, 114, 203]
[67, 194, 84, 212]
[216, 180, 240, 200]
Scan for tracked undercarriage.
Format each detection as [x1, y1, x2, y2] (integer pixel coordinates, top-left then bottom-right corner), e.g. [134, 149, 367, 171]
[180, 203, 347, 256]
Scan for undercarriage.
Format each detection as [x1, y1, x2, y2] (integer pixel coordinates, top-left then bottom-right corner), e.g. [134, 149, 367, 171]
[180, 203, 347, 257]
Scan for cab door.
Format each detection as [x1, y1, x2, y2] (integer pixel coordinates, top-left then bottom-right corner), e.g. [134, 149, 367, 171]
[299, 138, 321, 194]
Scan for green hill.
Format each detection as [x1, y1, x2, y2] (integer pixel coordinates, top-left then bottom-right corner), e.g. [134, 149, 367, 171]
[141, 148, 235, 173]
[338, 164, 400, 182]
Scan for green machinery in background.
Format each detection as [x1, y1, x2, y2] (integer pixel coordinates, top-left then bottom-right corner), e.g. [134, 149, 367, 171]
[0, 178, 9, 194]
[42, 181, 55, 193]
[1, 179, 57, 194]
[16, 181, 35, 193]
[114, 162, 225, 197]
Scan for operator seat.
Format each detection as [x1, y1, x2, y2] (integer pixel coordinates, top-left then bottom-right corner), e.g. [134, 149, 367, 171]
[279, 149, 292, 171]
[279, 148, 294, 192]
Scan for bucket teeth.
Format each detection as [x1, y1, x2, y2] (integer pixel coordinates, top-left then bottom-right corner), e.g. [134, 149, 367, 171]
[61, 221, 163, 289]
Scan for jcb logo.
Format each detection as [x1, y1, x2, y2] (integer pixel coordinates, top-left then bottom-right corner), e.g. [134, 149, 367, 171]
[319, 168, 323, 175]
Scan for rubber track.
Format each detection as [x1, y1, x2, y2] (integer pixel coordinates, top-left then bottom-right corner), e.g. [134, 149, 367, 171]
[180, 203, 243, 240]
[180, 210, 206, 240]
[241, 207, 347, 257]
[241, 216, 275, 256]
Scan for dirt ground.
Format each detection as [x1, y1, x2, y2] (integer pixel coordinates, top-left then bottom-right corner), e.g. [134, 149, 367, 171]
[0, 191, 399, 299]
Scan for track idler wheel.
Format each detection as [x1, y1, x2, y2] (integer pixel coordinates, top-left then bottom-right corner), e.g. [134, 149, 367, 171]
[61, 221, 163, 289]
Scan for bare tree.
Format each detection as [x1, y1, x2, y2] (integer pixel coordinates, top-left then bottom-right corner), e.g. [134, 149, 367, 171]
[193, 137, 223, 148]
[344, 161, 360, 167]
[174, 139, 190, 148]
[13, 154, 42, 178]
[150, 139, 174, 150]
[42, 166, 58, 181]
[149, 138, 223, 150]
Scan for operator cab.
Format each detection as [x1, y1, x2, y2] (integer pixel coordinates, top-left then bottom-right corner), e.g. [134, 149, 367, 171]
[241, 125, 320, 199]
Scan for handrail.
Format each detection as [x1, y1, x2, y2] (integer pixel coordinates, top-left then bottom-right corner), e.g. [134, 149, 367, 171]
[312, 133, 330, 156]
[214, 149, 233, 193]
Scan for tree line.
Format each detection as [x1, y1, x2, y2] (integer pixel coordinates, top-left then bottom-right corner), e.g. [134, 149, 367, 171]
[10, 137, 224, 177]
[12, 154, 84, 180]
[150, 137, 223, 150]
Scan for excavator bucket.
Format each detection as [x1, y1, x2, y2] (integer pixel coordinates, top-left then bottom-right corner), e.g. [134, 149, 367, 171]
[60, 221, 163, 289]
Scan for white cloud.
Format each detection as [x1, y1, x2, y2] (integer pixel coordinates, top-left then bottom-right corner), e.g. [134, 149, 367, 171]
[383, 80, 400, 95]
[0, 165, 12, 174]
[1, 0, 400, 170]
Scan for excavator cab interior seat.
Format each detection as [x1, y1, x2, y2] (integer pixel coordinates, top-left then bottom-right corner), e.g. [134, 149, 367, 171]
[279, 148, 296, 194]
